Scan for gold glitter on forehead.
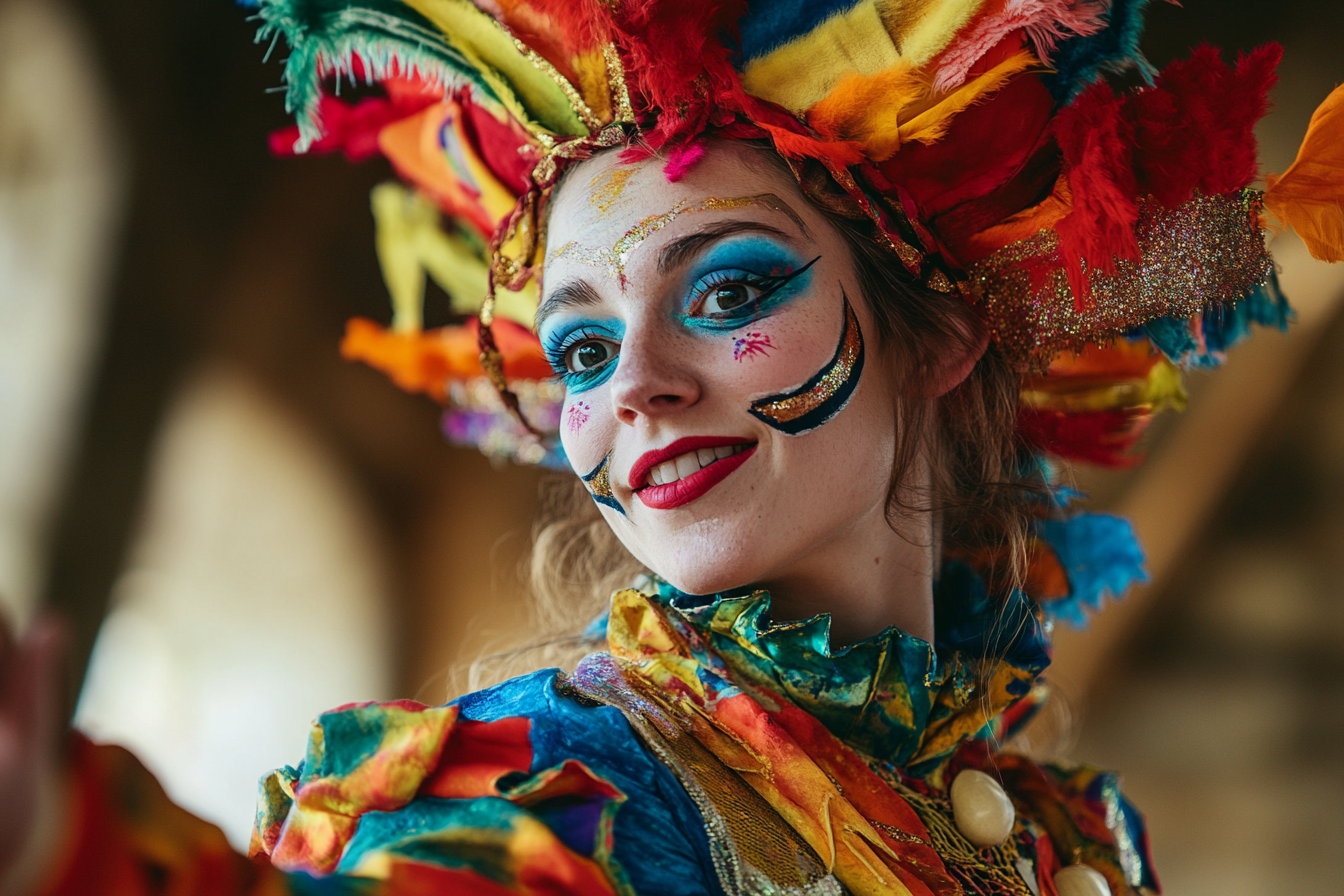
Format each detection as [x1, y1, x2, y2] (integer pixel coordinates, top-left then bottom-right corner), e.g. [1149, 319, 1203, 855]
[589, 168, 635, 214]
[549, 193, 790, 279]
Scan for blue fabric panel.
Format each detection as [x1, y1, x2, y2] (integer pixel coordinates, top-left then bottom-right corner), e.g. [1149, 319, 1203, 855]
[455, 670, 727, 896]
[737, 0, 867, 62]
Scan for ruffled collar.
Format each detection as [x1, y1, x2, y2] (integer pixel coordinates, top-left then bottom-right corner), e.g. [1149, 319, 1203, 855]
[647, 562, 1051, 774]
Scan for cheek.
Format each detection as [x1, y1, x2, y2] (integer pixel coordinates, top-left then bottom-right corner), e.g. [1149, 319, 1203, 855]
[709, 300, 839, 399]
[565, 400, 593, 434]
[559, 392, 616, 470]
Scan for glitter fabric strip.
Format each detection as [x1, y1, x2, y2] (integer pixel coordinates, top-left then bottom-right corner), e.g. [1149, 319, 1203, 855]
[968, 190, 1273, 368]
[511, 35, 602, 134]
[569, 655, 845, 896]
[550, 194, 791, 279]
[582, 452, 623, 514]
[750, 294, 865, 434]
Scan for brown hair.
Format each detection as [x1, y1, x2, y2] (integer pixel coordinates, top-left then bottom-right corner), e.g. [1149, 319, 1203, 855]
[492, 145, 1039, 682]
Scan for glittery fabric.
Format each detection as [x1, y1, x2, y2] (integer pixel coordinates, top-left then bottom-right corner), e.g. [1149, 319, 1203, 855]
[749, 295, 865, 434]
[969, 190, 1273, 368]
[881, 780, 1038, 896]
[581, 589, 963, 896]
[551, 195, 783, 279]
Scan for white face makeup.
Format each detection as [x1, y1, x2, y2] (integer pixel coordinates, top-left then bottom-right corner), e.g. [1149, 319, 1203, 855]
[539, 141, 900, 599]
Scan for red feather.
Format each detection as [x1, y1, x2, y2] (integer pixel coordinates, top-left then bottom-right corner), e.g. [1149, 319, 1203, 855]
[1129, 43, 1281, 207]
[1050, 80, 1140, 304]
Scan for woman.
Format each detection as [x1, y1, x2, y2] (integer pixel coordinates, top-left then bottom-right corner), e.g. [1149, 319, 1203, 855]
[4, 0, 1342, 894]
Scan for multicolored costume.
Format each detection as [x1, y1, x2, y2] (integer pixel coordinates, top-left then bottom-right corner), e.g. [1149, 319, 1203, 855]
[50, 578, 1155, 896]
[37, 0, 1344, 894]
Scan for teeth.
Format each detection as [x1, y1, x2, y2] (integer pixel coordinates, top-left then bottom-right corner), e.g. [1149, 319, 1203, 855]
[675, 453, 700, 479]
[645, 444, 747, 487]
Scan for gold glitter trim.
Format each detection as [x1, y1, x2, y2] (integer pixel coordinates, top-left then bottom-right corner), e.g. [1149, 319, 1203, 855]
[604, 43, 634, 124]
[926, 269, 956, 293]
[968, 190, 1272, 368]
[511, 36, 602, 134]
[893, 239, 923, 271]
[751, 298, 863, 425]
[550, 194, 780, 278]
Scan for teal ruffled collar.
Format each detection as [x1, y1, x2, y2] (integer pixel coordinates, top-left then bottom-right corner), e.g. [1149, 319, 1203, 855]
[648, 563, 1050, 772]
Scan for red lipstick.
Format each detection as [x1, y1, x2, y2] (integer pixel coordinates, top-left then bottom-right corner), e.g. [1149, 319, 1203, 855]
[629, 436, 757, 511]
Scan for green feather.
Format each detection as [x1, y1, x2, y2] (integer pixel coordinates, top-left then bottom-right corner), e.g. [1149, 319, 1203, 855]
[254, 0, 588, 150]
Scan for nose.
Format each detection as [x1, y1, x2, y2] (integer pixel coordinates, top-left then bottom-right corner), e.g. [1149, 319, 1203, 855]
[608, 323, 702, 426]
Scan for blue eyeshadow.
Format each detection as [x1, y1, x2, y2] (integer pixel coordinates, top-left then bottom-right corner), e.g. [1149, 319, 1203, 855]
[540, 316, 626, 394]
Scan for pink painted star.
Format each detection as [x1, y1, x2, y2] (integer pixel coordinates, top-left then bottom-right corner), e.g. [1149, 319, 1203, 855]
[733, 332, 776, 361]
[566, 401, 591, 433]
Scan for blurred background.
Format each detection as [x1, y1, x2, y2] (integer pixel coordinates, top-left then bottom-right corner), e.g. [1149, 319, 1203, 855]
[0, 0, 1340, 890]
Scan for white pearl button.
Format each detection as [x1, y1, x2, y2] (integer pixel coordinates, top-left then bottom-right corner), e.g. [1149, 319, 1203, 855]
[1053, 864, 1111, 896]
[950, 769, 1015, 847]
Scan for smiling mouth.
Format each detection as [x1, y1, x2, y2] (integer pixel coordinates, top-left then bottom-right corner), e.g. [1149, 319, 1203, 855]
[630, 437, 757, 510]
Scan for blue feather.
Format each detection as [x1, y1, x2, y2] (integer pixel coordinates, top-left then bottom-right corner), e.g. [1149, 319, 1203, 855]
[1143, 269, 1293, 368]
[1036, 512, 1148, 629]
[1045, 0, 1156, 104]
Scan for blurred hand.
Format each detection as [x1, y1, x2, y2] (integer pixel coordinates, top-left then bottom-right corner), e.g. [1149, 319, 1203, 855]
[0, 614, 66, 893]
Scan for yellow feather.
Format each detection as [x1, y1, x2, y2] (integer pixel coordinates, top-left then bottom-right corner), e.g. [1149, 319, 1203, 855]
[742, 0, 900, 114]
[897, 49, 1038, 147]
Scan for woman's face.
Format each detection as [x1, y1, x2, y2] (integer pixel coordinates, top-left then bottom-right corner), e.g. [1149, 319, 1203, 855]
[540, 142, 900, 597]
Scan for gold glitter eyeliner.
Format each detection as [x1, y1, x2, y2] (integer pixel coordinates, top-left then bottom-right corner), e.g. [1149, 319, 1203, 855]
[550, 193, 794, 279]
[750, 294, 865, 434]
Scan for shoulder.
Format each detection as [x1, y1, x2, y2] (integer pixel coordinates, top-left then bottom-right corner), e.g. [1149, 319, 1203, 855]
[254, 667, 724, 896]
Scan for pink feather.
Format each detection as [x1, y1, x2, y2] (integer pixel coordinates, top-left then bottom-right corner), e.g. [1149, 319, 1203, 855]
[663, 141, 707, 181]
[933, 0, 1110, 93]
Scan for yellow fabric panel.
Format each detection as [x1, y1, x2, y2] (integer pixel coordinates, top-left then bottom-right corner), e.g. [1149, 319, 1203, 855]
[877, 0, 987, 68]
[401, 0, 589, 136]
[371, 182, 535, 331]
[1021, 356, 1188, 413]
[742, 0, 900, 114]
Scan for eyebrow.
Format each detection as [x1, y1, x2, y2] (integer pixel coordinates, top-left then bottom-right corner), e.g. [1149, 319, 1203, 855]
[535, 279, 604, 328]
[656, 220, 797, 275]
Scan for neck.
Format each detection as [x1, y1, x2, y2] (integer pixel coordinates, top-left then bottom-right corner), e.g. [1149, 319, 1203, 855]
[757, 495, 936, 648]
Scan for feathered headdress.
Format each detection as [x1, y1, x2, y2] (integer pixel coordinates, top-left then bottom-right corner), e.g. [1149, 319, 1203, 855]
[247, 0, 1344, 625]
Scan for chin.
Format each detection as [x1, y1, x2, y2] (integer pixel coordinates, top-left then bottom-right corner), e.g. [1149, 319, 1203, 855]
[640, 526, 772, 598]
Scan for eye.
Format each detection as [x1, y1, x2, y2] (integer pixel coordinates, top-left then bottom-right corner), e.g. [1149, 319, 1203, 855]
[700, 282, 760, 316]
[565, 337, 619, 373]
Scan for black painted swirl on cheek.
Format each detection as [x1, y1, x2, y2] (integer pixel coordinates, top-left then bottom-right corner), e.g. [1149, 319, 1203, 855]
[581, 452, 626, 516]
[747, 291, 865, 435]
